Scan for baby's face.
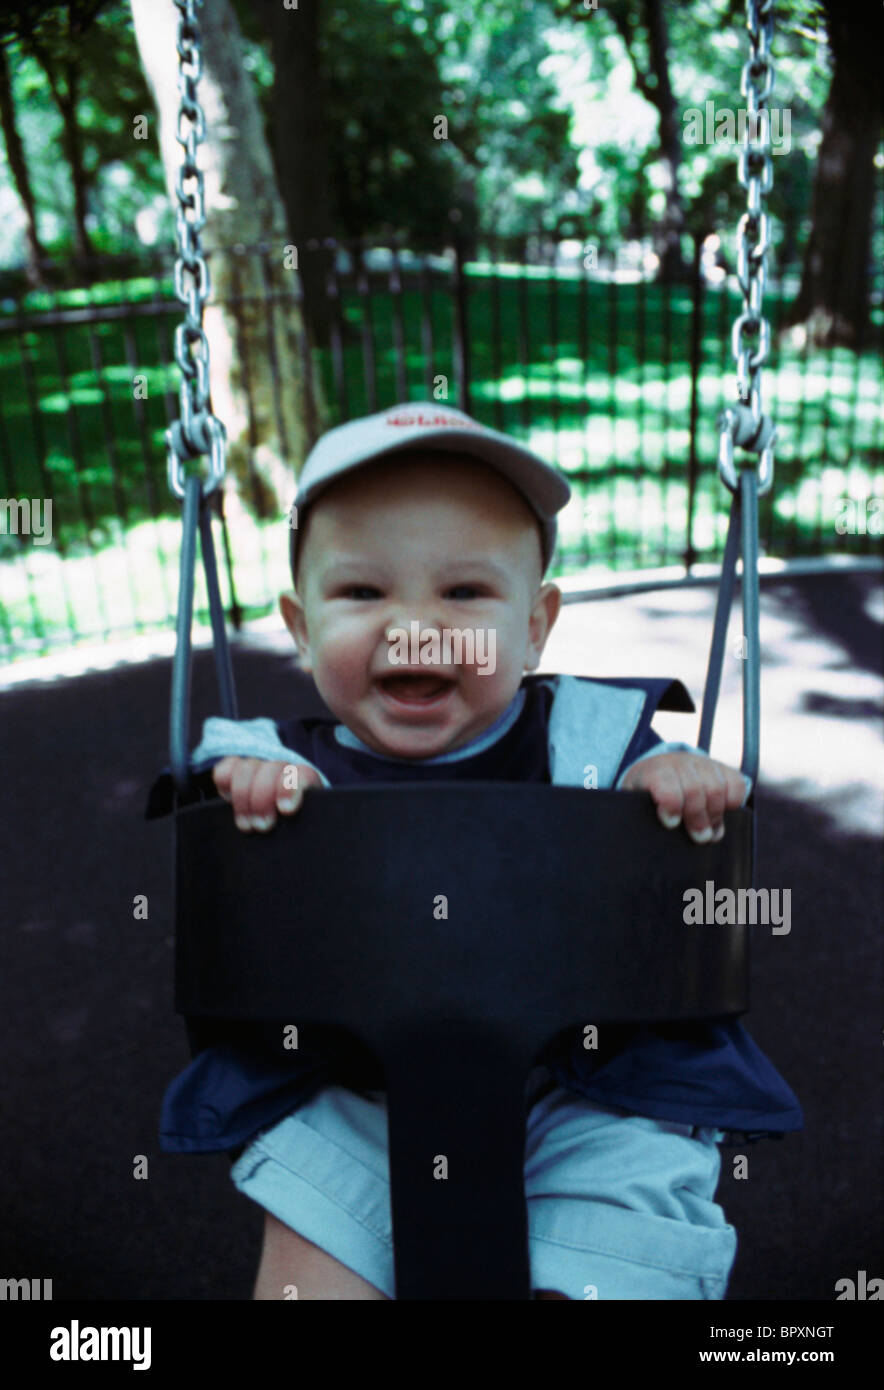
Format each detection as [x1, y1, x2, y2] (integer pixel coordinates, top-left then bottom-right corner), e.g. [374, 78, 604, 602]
[280, 453, 562, 760]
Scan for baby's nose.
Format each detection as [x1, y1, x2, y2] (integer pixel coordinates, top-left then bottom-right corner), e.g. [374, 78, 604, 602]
[385, 612, 444, 640]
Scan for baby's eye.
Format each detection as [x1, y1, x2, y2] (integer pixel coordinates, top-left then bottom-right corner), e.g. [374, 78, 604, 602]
[447, 585, 481, 600]
[343, 585, 382, 600]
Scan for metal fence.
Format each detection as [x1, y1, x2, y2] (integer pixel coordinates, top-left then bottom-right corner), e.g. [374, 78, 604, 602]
[0, 233, 881, 662]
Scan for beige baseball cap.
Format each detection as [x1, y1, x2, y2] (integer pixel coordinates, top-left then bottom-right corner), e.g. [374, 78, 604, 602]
[289, 401, 571, 577]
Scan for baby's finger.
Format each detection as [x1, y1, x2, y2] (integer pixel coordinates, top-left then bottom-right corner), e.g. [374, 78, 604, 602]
[725, 768, 752, 809]
[644, 764, 686, 829]
[230, 758, 261, 831]
[275, 762, 306, 814]
[703, 762, 729, 837]
[276, 763, 323, 814]
[680, 766, 715, 843]
[211, 757, 236, 801]
[247, 760, 287, 831]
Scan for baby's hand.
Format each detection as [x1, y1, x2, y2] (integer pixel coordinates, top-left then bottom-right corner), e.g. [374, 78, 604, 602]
[620, 752, 747, 844]
[211, 757, 324, 832]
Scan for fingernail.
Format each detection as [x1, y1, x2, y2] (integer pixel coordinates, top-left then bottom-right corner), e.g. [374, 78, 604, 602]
[658, 811, 681, 829]
[277, 796, 298, 813]
[253, 816, 274, 832]
[235, 816, 251, 832]
[712, 824, 725, 842]
[689, 826, 714, 844]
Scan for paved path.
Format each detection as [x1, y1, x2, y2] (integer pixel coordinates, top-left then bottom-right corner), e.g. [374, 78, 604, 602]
[2, 568, 881, 1300]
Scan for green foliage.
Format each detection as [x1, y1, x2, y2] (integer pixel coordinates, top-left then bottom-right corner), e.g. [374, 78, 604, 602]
[0, 0, 166, 264]
[319, 0, 463, 243]
[558, 0, 836, 259]
[402, 0, 579, 239]
[0, 0, 877, 269]
[232, 0, 582, 244]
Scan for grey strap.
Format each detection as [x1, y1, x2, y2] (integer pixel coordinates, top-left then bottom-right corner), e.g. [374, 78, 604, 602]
[170, 475, 238, 796]
[697, 472, 760, 785]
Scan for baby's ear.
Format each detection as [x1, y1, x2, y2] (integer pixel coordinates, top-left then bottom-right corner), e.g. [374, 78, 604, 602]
[279, 591, 297, 632]
[525, 581, 562, 667]
[279, 592, 310, 663]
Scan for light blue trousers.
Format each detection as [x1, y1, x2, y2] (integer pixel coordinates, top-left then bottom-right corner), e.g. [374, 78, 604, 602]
[231, 1066, 737, 1299]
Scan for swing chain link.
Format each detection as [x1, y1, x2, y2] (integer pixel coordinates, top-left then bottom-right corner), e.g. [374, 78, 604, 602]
[166, 0, 227, 501]
[717, 0, 776, 497]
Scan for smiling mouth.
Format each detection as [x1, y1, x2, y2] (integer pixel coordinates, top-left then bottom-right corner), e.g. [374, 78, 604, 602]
[377, 674, 455, 702]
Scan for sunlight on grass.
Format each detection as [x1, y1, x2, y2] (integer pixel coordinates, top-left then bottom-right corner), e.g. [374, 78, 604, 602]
[1, 265, 881, 660]
[39, 388, 106, 412]
[1, 511, 296, 659]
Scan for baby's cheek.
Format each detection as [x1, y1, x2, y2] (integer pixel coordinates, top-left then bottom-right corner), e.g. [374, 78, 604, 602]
[314, 629, 372, 700]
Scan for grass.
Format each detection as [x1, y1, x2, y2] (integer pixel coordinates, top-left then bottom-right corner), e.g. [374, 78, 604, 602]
[0, 262, 881, 660]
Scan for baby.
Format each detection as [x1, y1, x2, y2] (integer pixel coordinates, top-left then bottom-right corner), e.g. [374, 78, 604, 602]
[212, 420, 745, 840]
[157, 402, 801, 1301]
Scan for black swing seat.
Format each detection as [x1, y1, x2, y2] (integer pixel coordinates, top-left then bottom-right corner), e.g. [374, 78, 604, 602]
[175, 781, 751, 1301]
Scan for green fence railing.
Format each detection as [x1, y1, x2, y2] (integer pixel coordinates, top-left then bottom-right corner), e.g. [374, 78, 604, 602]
[0, 235, 881, 662]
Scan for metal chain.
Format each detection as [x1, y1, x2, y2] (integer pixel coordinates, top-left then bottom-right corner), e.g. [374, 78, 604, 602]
[166, 0, 227, 500]
[717, 0, 777, 496]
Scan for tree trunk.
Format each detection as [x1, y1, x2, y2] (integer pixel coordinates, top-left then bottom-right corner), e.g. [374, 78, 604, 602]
[785, 2, 883, 348]
[56, 63, 95, 274]
[606, 0, 686, 281]
[252, 0, 336, 349]
[0, 41, 48, 288]
[130, 0, 327, 519]
[14, 38, 97, 279]
[641, 0, 684, 281]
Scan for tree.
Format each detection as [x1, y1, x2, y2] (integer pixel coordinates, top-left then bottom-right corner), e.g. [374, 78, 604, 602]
[0, 0, 175, 272]
[321, 0, 463, 245]
[785, 0, 884, 347]
[240, 0, 580, 261]
[130, 0, 327, 513]
[609, 0, 685, 278]
[0, 39, 48, 286]
[230, 0, 464, 337]
[563, 0, 686, 279]
[1, 0, 114, 276]
[426, 0, 577, 247]
[245, 0, 336, 348]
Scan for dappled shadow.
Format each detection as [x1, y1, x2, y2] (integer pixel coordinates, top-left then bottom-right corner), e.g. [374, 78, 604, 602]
[763, 570, 884, 683]
[1, 568, 880, 1298]
[722, 781, 882, 1301]
[801, 691, 883, 721]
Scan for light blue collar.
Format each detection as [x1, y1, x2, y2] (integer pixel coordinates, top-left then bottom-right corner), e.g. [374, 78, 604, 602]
[333, 688, 526, 765]
[192, 675, 659, 791]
